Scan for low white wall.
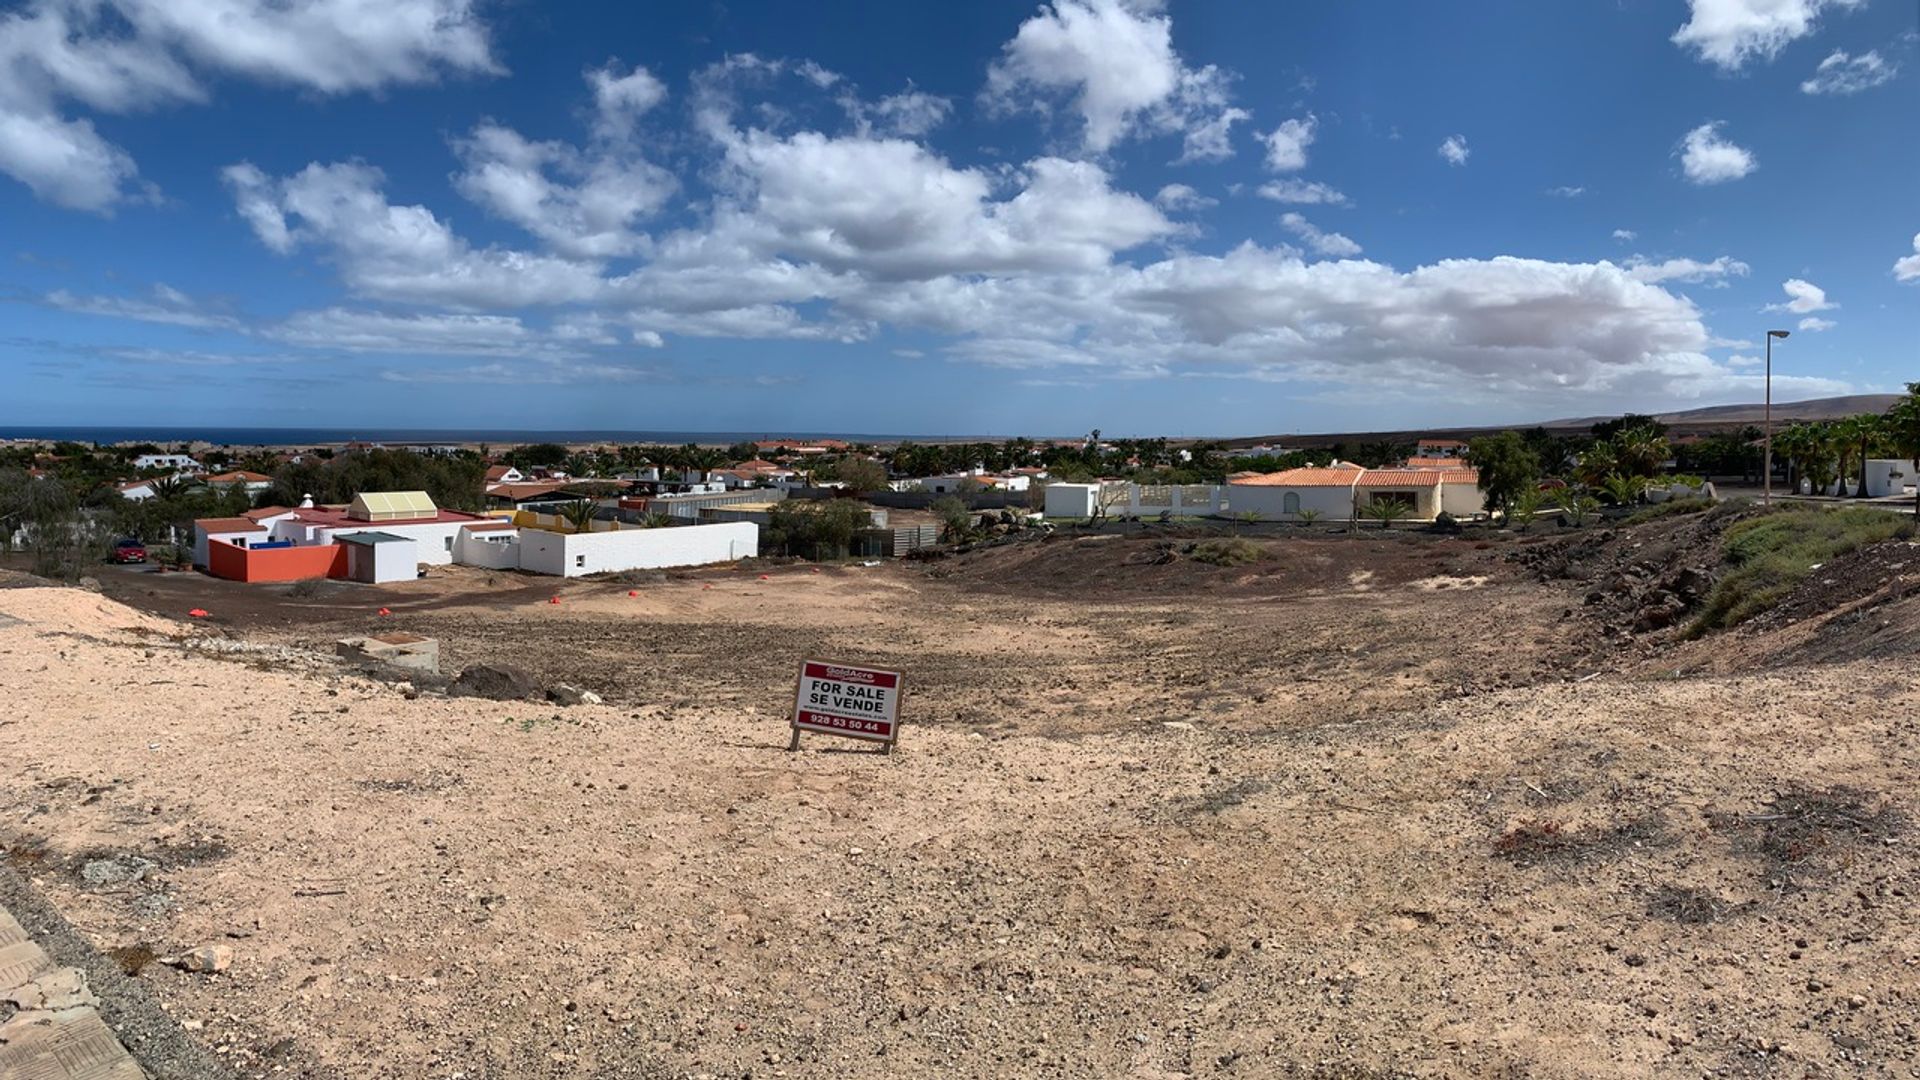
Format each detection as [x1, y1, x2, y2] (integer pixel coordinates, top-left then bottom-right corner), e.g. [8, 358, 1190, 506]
[1227, 484, 1356, 521]
[517, 522, 758, 578]
[457, 533, 522, 569]
[193, 528, 260, 567]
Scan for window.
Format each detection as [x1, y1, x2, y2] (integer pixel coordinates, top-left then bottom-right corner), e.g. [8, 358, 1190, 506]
[1282, 492, 1301, 515]
[444, 536, 454, 552]
[575, 554, 586, 568]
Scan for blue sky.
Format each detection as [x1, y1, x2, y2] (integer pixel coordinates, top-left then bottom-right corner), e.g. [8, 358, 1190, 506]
[1, 0, 1914, 437]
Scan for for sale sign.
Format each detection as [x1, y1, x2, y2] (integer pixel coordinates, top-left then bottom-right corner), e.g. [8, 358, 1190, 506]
[791, 659, 905, 749]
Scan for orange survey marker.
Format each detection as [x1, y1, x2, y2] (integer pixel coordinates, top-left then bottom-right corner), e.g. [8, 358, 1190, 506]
[188, 608, 209, 618]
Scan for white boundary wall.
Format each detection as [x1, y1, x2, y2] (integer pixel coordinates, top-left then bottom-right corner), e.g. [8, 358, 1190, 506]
[517, 522, 758, 578]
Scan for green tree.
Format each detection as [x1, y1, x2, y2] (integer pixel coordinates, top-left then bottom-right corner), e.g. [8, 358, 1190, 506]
[930, 496, 972, 543]
[826, 457, 889, 493]
[1466, 430, 1540, 520]
[1360, 497, 1411, 530]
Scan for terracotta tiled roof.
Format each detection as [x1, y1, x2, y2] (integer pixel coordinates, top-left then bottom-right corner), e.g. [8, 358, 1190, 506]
[1436, 469, 1479, 484]
[484, 465, 515, 482]
[1355, 470, 1445, 487]
[486, 482, 576, 500]
[195, 517, 268, 534]
[205, 470, 272, 483]
[243, 506, 293, 522]
[1231, 464, 1364, 487]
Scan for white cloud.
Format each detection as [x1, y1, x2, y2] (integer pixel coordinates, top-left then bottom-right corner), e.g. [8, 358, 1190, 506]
[1895, 234, 1920, 282]
[1623, 254, 1750, 284]
[44, 283, 241, 329]
[983, 0, 1240, 157]
[265, 308, 547, 356]
[222, 159, 607, 307]
[1277, 212, 1361, 258]
[1801, 49, 1898, 94]
[1174, 104, 1247, 164]
[1672, 0, 1862, 70]
[858, 89, 953, 138]
[1259, 115, 1316, 172]
[1768, 277, 1836, 314]
[1677, 122, 1756, 184]
[1797, 316, 1835, 331]
[587, 62, 667, 139]
[0, 0, 499, 211]
[1547, 185, 1585, 198]
[1254, 178, 1349, 206]
[1152, 183, 1215, 211]
[1437, 134, 1469, 166]
[1612, 229, 1638, 242]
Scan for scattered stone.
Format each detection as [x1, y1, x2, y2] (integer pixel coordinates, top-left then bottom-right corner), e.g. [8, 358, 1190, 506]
[80, 855, 157, 888]
[163, 944, 234, 974]
[547, 684, 603, 707]
[449, 663, 539, 701]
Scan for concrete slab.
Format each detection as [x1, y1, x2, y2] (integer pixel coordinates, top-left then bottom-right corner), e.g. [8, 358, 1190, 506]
[336, 633, 440, 674]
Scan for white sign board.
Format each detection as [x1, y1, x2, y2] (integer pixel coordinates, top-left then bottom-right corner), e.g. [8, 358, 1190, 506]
[790, 659, 904, 750]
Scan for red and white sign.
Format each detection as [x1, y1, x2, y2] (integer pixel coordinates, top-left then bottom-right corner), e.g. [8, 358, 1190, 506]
[792, 659, 904, 746]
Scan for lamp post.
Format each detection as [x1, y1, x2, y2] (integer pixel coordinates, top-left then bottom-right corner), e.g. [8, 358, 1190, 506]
[1763, 329, 1791, 505]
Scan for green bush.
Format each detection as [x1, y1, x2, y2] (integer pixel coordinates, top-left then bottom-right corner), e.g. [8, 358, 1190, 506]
[1689, 508, 1913, 634]
[1190, 537, 1270, 566]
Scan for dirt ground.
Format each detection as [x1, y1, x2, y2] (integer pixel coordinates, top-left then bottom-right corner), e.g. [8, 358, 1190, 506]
[3, 526, 1918, 1078]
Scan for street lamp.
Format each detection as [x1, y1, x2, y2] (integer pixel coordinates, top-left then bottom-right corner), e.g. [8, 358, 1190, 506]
[1763, 329, 1791, 505]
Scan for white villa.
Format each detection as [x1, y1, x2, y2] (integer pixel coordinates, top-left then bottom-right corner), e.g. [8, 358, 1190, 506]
[1227, 461, 1483, 522]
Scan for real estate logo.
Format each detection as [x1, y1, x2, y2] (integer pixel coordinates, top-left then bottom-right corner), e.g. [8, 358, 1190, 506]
[790, 659, 904, 752]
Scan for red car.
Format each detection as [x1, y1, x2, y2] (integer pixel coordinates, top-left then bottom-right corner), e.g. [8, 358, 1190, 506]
[112, 538, 147, 564]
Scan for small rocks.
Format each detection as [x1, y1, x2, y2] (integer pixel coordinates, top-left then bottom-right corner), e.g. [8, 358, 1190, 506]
[162, 944, 234, 974]
[547, 684, 603, 707]
[80, 855, 156, 888]
[449, 663, 539, 701]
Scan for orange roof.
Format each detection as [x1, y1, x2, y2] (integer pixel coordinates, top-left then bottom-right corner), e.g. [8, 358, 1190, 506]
[1355, 470, 1445, 487]
[243, 506, 293, 522]
[731, 459, 785, 472]
[1232, 463, 1364, 487]
[487, 482, 575, 499]
[195, 517, 268, 534]
[205, 470, 272, 483]
[484, 465, 516, 482]
[1436, 469, 1479, 484]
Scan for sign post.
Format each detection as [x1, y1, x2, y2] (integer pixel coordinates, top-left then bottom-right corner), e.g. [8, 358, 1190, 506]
[790, 659, 905, 753]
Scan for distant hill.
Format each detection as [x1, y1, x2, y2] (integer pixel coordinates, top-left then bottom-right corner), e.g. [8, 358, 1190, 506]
[1225, 394, 1904, 449]
[1547, 394, 1902, 429]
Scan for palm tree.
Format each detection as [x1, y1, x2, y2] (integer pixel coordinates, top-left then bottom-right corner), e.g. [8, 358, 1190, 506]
[556, 499, 600, 534]
[1613, 425, 1670, 478]
[1600, 473, 1647, 506]
[1840, 413, 1883, 499]
[1361, 498, 1410, 530]
[1575, 441, 1619, 487]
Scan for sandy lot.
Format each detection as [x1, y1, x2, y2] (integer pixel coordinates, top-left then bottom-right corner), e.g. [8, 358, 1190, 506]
[3, 529, 1918, 1078]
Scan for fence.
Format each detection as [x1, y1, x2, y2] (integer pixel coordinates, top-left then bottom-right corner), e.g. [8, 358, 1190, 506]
[207, 539, 346, 583]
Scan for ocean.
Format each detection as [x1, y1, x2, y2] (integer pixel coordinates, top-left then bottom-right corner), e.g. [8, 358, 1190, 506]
[0, 426, 1027, 447]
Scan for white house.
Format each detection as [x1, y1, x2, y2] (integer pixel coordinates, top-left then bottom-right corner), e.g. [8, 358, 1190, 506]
[134, 454, 201, 472]
[115, 479, 157, 502]
[516, 521, 758, 577]
[1228, 462, 1482, 522]
[203, 470, 274, 496]
[1864, 459, 1915, 498]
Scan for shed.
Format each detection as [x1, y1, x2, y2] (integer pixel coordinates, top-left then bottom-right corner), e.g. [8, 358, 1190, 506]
[335, 530, 418, 583]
